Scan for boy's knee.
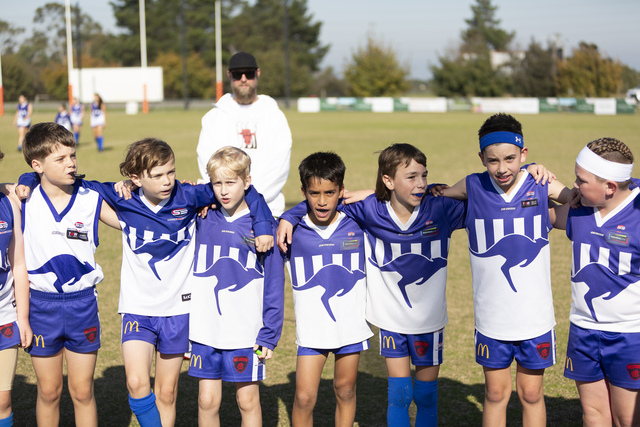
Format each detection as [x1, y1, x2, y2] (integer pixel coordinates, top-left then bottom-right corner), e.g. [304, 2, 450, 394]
[126, 375, 150, 397]
[236, 390, 260, 413]
[294, 389, 318, 411]
[334, 382, 356, 403]
[484, 382, 510, 404]
[198, 392, 220, 413]
[155, 385, 177, 406]
[38, 383, 63, 405]
[69, 385, 95, 406]
[517, 385, 543, 406]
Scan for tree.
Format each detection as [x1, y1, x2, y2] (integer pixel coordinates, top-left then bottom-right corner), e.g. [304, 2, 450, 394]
[555, 42, 623, 97]
[511, 39, 556, 96]
[309, 67, 347, 97]
[461, 0, 514, 54]
[0, 55, 37, 101]
[152, 51, 215, 99]
[343, 35, 409, 97]
[0, 20, 25, 54]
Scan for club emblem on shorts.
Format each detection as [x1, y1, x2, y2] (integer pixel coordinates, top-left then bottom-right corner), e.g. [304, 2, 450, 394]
[627, 364, 640, 380]
[414, 340, 429, 357]
[0, 323, 13, 338]
[234, 356, 248, 373]
[536, 342, 550, 359]
[0, 221, 7, 230]
[84, 326, 97, 343]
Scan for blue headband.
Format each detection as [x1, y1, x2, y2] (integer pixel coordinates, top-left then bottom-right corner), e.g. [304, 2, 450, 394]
[479, 131, 524, 151]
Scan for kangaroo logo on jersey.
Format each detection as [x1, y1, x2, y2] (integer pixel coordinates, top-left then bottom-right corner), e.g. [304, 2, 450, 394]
[471, 234, 548, 293]
[292, 264, 365, 322]
[234, 356, 248, 373]
[572, 262, 640, 321]
[28, 254, 95, 293]
[368, 253, 447, 308]
[0, 323, 13, 338]
[194, 257, 263, 315]
[125, 225, 192, 280]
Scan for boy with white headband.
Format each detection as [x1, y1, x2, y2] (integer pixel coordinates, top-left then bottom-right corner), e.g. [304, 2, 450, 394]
[432, 113, 572, 427]
[552, 137, 640, 426]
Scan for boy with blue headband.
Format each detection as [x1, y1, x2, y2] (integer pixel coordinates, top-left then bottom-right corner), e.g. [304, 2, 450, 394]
[432, 113, 572, 427]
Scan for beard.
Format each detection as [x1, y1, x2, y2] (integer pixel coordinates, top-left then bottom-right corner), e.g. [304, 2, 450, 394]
[232, 84, 258, 105]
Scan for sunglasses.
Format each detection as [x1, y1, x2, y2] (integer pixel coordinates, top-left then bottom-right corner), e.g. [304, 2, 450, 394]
[230, 70, 257, 80]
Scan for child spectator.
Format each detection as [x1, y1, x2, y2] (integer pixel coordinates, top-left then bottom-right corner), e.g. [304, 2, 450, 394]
[20, 122, 120, 426]
[279, 143, 466, 426]
[54, 103, 72, 132]
[188, 146, 284, 426]
[285, 152, 372, 426]
[552, 138, 640, 426]
[70, 98, 84, 145]
[431, 113, 571, 427]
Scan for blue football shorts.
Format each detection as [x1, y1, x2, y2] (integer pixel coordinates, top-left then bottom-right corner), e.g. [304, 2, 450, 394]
[297, 339, 370, 356]
[379, 328, 444, 366]
[474, 328, 556, 369]
[187, 341, 265, 382]
[0, 321, 21, 351]
[121, 313, 189, 355]
[564, 323, 640, 389]
[28, 287, 100, 356]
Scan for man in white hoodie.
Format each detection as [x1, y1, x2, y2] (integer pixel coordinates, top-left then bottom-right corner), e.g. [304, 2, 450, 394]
[196, 52, 292, 217]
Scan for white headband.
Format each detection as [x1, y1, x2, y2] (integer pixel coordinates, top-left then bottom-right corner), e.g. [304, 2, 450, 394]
[576, 145, 634, 182]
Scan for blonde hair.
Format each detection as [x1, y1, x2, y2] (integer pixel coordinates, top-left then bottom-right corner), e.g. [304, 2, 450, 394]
[207, 146, 251, 182]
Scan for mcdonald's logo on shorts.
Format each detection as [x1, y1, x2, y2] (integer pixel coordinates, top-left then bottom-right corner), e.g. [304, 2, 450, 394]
[190, 355, 202, 370]
[382, 336, 396, 350]
[477, 343, 489, 359]
[123, 321, 139, 334]
[565, 357, 573, 372]
[33, 335, 45, 348]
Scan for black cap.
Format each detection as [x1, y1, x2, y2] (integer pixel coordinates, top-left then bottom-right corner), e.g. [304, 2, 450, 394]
[228, 52, 258, 70]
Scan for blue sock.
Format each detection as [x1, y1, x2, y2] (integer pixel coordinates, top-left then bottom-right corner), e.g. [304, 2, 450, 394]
[387, 376, 412, 427]
[74, 132, 79, 144]
[414, 379, 438, 426]
[129, 392, 162, 427]
[0, 412, 13, 427]
[96, 136, 104, 151]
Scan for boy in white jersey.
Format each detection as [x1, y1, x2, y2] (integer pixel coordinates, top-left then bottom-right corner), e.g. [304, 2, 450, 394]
[189, 147, 284, 426]
[552, 138, 640, 426]
[286, 152, 372, 427]
[431, 113, 571, 427]
[21, 122, 120, 427]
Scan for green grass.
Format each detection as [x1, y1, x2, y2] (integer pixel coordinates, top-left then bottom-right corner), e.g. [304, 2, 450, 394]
[1, 108, 639, 426]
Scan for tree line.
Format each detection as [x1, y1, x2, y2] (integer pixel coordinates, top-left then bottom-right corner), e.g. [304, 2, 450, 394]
[1, 0, 638, 102]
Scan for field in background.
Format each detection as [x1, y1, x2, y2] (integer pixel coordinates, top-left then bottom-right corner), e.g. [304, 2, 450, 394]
[1, 109, 639, 426]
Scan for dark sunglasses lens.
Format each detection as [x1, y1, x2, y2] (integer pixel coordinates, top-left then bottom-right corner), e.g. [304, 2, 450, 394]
[232, 70, 256, 80]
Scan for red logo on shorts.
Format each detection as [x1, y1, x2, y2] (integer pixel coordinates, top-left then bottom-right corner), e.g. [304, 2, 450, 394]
[0, 323, 13, 338]
[627, 364, 640, 380]
[536, 342, 551, 359]
[414, 341, 429, 357]
[234, 356, 248, 373]
[84, 326, 97, 343]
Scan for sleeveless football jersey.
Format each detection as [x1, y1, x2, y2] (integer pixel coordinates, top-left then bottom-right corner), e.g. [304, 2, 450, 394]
[0, 195, 17, 324]
[16, 102, 31, 127]
[465, 171, 555, 341]
[22, 183, 103, 294]
[567, 187, 640, 332]
[287, 212, 372, 349]
[190, 208, 284, 350]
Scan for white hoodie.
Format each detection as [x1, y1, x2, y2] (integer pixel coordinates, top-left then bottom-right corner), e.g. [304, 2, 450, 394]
[197, 93, 292, 217]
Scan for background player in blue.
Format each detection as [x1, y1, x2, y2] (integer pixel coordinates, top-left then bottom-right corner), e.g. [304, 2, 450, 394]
[189, 147, 284, 426]
[0, 150, 32, 427]
[552, 138, 640, 427]
[20, 123, 121, 427]
[70, 97, 84, 145]
[90, 93, 106, 151]
[286, 152, 372, 427]
[431, 113, 572, 427]
[12, 94, 32, 151]
[54, 103, 72, 132]
[279, 143, 466, 426]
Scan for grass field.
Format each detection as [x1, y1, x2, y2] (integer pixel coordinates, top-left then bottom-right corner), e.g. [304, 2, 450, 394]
[0, 107, 639, 426]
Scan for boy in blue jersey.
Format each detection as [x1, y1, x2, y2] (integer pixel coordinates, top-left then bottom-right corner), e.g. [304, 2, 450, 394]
[431, 113, 572, 427]
[279, 143, 467, 426]
[18, 138, 274, 427]
[20, 123, 121, 427]
[188, 146, 284, 426]
[286, 152, 372, 427]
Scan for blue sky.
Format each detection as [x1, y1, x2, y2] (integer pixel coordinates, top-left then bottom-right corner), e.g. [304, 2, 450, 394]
[5, 0, 640, 80]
